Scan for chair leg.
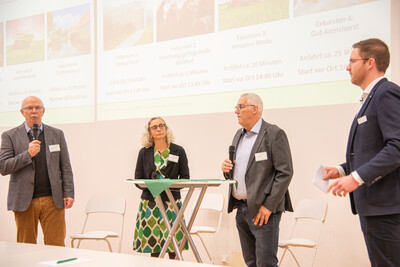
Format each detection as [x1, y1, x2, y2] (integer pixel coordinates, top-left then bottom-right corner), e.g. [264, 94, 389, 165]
[71, 239, 74, 248]
[286, 248, 301, 267]
[311, 248, 318, 267]
[192, 234, 212, 262]
[279, 248, 288, 267]
[105, 239, 113, 252]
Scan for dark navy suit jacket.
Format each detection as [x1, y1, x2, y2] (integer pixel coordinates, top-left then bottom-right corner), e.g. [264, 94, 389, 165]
[342, 78, 400, 216]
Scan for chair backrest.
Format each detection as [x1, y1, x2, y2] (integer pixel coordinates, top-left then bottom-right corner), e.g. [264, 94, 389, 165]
[293, 199, 327, 222]
[191, 192, 224, 231]
[199, 193, 224, 212]
[81, 196, 126, 252]
[85, 196, 126, 215]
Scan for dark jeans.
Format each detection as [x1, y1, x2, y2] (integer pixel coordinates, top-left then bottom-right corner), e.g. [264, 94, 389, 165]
[235, 201, 281, 267]
[359, 214, 400, 267]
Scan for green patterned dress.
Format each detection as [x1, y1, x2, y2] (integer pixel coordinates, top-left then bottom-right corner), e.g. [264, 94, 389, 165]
[133, 148, 189, 253]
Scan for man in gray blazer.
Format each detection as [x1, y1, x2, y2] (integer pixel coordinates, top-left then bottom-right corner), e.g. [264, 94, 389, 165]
[324, 38, 400, 266]
[222, 93, 293, 267]
[0, 96, 74, 246]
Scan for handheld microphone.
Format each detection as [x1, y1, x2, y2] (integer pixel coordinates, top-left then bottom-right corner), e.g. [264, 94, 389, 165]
[32, 124, 39, 140]
[151, 172, 158, 179]
[229, 145, 235, 180]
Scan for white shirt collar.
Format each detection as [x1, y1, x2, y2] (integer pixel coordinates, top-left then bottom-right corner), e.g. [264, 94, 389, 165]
[363, 76, 385, 96]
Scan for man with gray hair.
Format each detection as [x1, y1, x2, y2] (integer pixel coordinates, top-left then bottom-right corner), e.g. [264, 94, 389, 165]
[222, 93, 294, 267]
[0, 96, 74, 246]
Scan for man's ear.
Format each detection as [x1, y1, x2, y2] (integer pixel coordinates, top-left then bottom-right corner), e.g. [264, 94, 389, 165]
[253, 105, 259, 115]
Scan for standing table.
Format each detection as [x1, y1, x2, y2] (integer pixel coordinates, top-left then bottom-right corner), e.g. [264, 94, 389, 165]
[126, 179, 235, 263]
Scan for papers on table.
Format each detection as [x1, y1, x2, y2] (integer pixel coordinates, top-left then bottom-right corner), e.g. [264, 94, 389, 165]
[39, 257, 91, 266]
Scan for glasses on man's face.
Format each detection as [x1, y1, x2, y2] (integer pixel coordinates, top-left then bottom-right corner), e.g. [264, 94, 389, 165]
[234, 104, 255, 111]
[150, 123, 166, 131]
[348, 58, 369, 66]
[22, 106, 43, 111]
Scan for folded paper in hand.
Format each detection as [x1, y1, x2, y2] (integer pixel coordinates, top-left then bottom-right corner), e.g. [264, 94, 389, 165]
[313, 165, 329, 193]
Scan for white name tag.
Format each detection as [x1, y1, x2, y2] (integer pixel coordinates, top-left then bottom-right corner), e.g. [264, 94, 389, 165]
[49, 144, 60, 152]
[255, 152, 268, 162]
[357, 115, 367, 125]
[168, 154, 179, 163]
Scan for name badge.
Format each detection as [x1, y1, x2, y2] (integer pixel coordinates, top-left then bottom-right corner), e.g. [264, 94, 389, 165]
[357, 115, 367, 125]
[255, 152, 268, 162]
[168, 154, 179, 163]
[49, 144, 60, 152]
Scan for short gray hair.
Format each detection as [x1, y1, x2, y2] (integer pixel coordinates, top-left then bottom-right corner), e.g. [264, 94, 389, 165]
[21, 96, 44, 109]
[241, 93, 263, 115]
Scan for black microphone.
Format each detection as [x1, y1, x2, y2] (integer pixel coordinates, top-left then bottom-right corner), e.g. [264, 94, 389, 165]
[32, 124, 39, 140]
[229, 145, 235, 180]
[151, 172, 158, 179]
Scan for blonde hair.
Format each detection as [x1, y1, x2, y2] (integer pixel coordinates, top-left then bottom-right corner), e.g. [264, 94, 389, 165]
[141, 117, 175, 148]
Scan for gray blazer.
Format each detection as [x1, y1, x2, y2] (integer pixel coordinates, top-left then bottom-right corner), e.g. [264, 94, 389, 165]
[0, 123, 74, 211]
[227, 119, 293, 218]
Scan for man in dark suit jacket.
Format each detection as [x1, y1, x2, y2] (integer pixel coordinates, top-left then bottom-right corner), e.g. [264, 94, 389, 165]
[222, 93, 293, 267]
[324, 38, 400, 266]
[0, 96, 74, 246]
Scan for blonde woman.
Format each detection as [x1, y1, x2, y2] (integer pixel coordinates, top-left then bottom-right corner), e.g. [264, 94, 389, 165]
[133, 117, 189, 259]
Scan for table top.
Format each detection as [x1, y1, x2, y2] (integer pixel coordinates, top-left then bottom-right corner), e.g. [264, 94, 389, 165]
[0, 241, 223, 267]
[126, 178, 235, 187]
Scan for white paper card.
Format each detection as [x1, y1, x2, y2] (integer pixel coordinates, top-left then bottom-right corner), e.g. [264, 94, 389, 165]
[39, 258, 91, 266]
[255, 152, 268, 162]
[49, 144, 60, 152]
[357, 115, 367, 125]
[313, 165, 329, 193]
[168, 154, 179, 163]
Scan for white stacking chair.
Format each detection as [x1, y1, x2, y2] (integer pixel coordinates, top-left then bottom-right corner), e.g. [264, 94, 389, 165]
[190, 193, 224, 263]
[279, 199, 328, 267]
[70, 196, 126, 253]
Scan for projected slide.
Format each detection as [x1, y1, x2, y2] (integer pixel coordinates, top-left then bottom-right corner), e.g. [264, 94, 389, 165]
[0, 0, 95, 125]
[96, 0, 389, 120]
[0, 0, 391, 125]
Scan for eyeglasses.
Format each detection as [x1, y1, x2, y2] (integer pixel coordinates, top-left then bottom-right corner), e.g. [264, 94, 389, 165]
[22, 106, 43, 111]
[150, 124, 166, 131]
[348, 58, 369, 66]
[234, 104, 255, 110]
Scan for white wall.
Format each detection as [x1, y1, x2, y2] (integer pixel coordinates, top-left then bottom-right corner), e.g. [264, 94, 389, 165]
[0, 103, 372, 266]
[0, 1, 399, 266]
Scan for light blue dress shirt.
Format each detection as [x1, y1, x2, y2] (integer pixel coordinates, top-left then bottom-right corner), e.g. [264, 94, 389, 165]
[232, 118, 262, 200]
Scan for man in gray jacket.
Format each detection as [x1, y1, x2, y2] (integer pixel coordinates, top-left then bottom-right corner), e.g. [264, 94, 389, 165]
[222, 93, 293, 267]
[0, 96, 74, 246]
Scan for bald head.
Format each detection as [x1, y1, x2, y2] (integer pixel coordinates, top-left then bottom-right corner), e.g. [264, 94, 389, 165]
[20, 96, 45, 128]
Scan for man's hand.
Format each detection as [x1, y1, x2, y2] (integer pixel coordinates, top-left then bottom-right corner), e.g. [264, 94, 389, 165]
[328, 174, 359, 197]
[322, 166, 340, 180]
[253, 206, 272, 226]
[221, 158, 234, 173]
[64, 197, 74, 209]
[28, 140, 41, 158]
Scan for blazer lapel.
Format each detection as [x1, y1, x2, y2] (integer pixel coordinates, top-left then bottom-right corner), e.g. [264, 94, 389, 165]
[232, 129, 243, 154]
[17, 124, 30, 150]
[246, 120, 267, 172]
[42, 124, 52, 167]
[145, 147, 155, 172]
[348, 78, 385, 149]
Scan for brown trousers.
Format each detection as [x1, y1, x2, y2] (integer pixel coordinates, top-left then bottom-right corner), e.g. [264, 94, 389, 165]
[13, 196, 66, 246]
